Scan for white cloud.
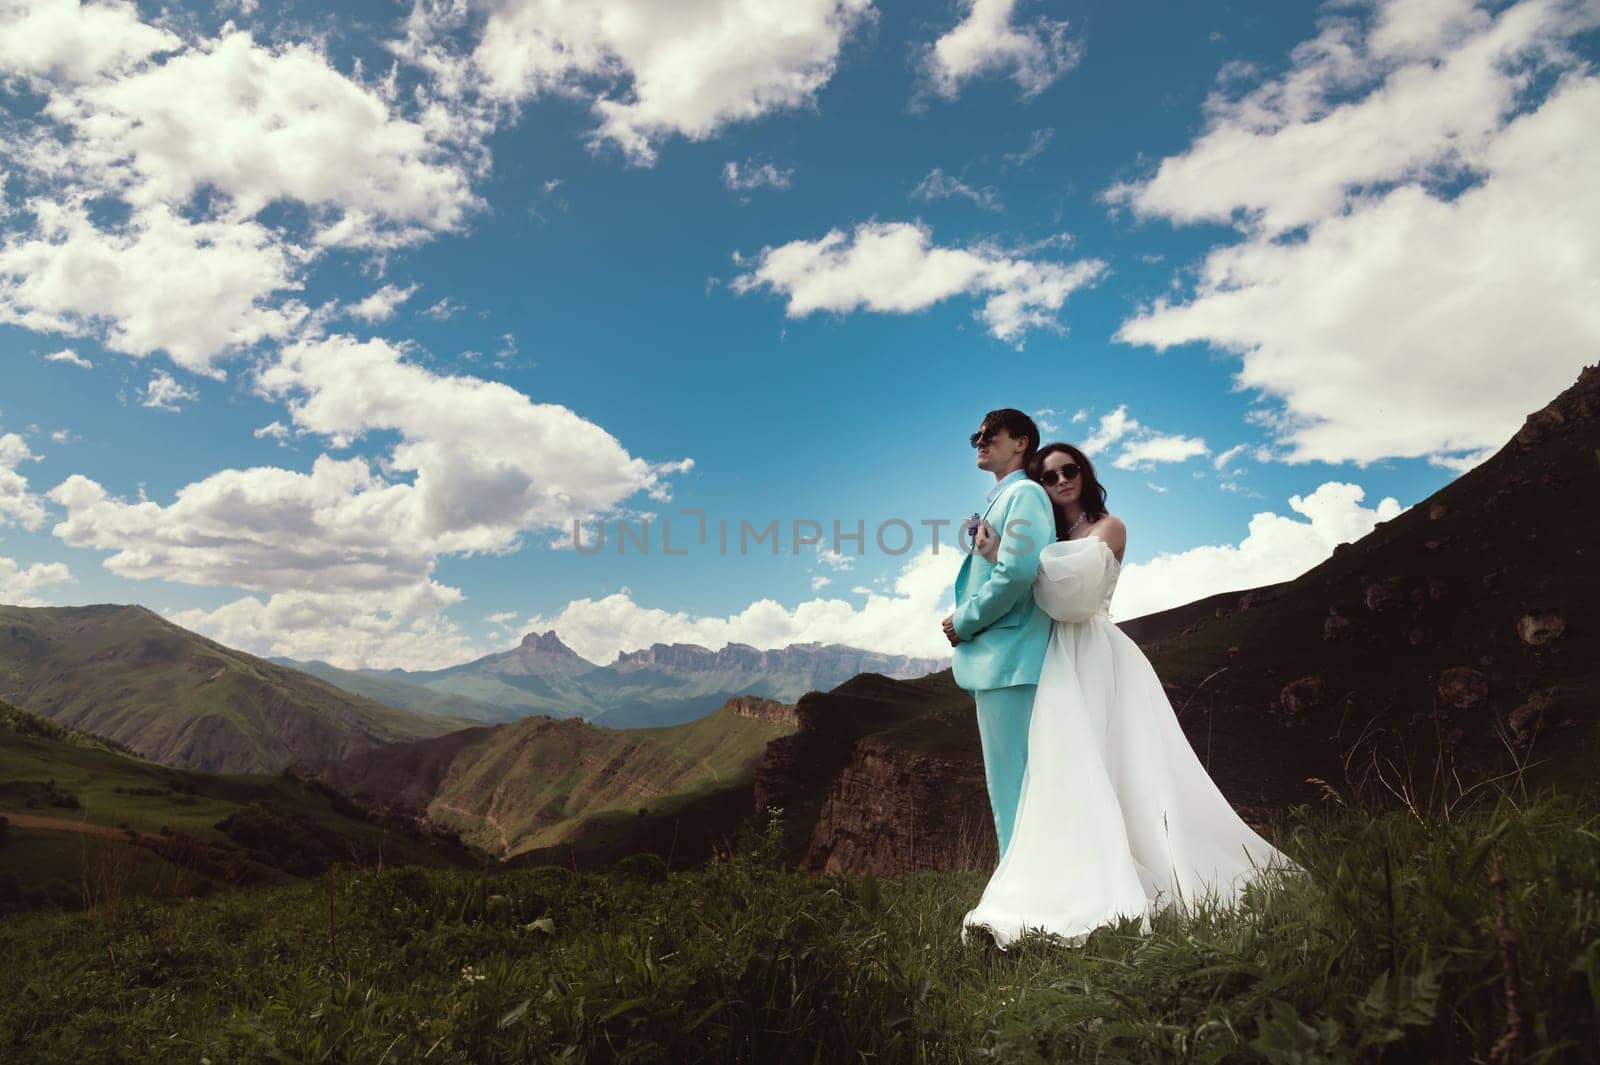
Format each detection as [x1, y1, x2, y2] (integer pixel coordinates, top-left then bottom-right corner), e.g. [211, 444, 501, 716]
[911, 167, 1002, 211]
[471, 0, 874, 164]
[1003, 126, 1053, 168]
[0, 10, 488, 370]
[522, 546, 958, 663]
[0, 201, 305, 374]
[1115, 481, 1404, 621]
[0, 0, 178, 85]
[1111, 0, 1600, 466]
[48, 337, 689, 641]
[347, 283, 419, 322]
[168, 583, 481, 671]
[420, 296, 466, 321]
[922, 0, 1081, 100]
[1112, 432, 1209, 471]
[723, 159, 794, 192]
[0, 432, 47, 530]
[731, 220, 1105, 344]
[26, 29, 483, 249]
[1077, 404, 1209, 471]
[1081, 405, 1139, 455]
[0, 554, 72, 607]
[253, 420, 292, 443]
[1212, 443, 1248, 470]
[141, 370, 198, 412]
[43, 347, 92, 369]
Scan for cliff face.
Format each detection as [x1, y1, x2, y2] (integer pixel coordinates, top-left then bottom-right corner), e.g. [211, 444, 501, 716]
[804, 738, 994, 876]
[727, 695, 798, 727]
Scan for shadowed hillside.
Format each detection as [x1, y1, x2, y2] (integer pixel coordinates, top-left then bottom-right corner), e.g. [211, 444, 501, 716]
[314, 695, 799, 861]
[0, 700, 476, 910]
[0, 605, 466, 774]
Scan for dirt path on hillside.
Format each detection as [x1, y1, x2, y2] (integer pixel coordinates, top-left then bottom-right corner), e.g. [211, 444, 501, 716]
[1, 812, 159, 842]
[432, 801, 510, 856]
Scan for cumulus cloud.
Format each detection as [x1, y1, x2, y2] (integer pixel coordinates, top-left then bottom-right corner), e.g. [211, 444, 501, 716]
[167, 583, 480, 671]
[140, 370, 198, 411]
[1075, 404, 1210, 471]
[0, 201, 305, 374]
[731, 220, 1105, 343]
[23, 29, 483, 248]
[0, 554, 72, 607]
[347, 283, 419, 322]
[43, 347, 92, 369]
[470, 0, 874, 164]
[922, 0, 1082, 100]
[0, 433, 47, 530]
[0, 8, 487, 371]
[1110, 0, 1600, 466]
[911, 167, 1002, 211]
[1114, 481, 1404, 620]
[48, 336, 689, 665]
[0, 0, 178, 85]
[522, 546, 959, 663]
[1111, 432, 1209, 471]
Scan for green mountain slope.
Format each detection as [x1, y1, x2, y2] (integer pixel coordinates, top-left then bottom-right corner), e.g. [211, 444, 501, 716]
[0, 700, 476, 909]
[0, 605, 467, 774]
[318, 696, 799, 860]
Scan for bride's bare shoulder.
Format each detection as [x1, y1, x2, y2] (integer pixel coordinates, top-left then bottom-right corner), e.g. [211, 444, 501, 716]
[1091, 514, 1127, 562]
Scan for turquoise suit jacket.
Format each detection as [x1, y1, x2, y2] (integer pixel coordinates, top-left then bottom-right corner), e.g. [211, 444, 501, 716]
[951, 470, 1055, 692]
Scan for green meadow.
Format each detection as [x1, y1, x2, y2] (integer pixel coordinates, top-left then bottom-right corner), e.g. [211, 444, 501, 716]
[3, 788, 1597, 1064]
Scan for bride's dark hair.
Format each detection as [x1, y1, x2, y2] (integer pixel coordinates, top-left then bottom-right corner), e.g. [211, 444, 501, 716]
[1027, 442, 1108, 539]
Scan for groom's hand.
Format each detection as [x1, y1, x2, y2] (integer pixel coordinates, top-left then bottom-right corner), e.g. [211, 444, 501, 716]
[942, 614, 962, 646]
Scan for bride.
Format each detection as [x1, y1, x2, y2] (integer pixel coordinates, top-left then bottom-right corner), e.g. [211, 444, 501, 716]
[960, 442, 1299, 950]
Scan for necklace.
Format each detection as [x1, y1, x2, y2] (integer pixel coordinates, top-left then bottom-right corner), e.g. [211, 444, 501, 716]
[1064, 512, 1088, 537]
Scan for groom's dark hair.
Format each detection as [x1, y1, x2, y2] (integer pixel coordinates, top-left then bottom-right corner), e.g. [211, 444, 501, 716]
[980, 408, 1041, 462]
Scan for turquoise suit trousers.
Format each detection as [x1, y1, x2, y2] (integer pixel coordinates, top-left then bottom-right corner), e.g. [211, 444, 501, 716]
[975, 684, 1035, 860]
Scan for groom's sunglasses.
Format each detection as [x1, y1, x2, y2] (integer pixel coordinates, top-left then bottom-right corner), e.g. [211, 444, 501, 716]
[1040, 464, 1082, 486]
[970, 427, 1003, 447]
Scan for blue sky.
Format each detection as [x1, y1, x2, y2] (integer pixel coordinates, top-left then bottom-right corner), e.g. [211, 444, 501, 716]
[1, 0, 1596, 667]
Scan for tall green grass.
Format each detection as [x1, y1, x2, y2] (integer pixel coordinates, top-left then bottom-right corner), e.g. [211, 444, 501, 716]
[1, 789, 1596, 1063]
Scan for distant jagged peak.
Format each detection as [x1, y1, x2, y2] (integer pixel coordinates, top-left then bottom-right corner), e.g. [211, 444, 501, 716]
[519, 629, 578, 653]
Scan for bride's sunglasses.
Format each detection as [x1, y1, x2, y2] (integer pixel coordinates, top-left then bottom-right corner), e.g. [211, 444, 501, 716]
[1039, 464, 1082, 486]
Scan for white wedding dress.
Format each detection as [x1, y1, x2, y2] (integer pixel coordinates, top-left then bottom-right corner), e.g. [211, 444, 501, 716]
[961, 535, 1298, 950]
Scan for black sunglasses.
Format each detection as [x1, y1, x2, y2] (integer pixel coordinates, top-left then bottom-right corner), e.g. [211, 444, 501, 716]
[970, 427, 1004, 448]
[1040, 463, 1081, 486]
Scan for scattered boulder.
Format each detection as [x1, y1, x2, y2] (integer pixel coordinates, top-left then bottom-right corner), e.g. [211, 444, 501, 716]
[1408, 625, 1433, 647]
[1436, 667, 1488, 711]
[1278, 676, 1324, 719]
[1427, 577, 1451, 601]
[1517, 610, 1566, 647]
[1323, 615, 1352, 642]
[1428, 502, 1449, 520]
[1508, 693, 1551, 747]
[1364, 580, 1404, 613]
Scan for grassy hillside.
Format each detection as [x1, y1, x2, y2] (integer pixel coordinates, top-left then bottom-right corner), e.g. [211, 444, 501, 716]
[0, 604, 467, 773]
[2, 792, 1595, 1063]
[319, 698, 797, 860]
[0, 700, 478, 912]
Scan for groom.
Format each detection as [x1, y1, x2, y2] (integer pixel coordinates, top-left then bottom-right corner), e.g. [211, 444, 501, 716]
[942, 408, 1054, 863]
